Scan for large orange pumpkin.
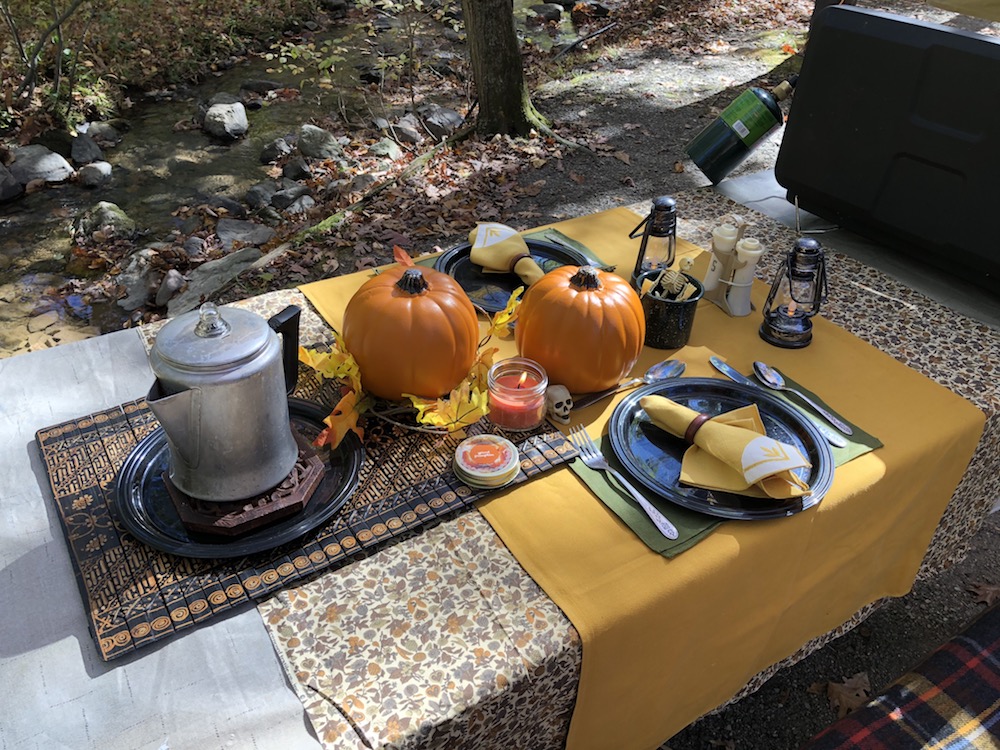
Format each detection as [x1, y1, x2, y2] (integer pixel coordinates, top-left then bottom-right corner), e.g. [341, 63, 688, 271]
[515, 265, 644, 393]
[342, 266, 480, 400]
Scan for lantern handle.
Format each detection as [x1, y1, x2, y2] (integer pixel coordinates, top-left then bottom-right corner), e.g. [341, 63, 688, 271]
[628, 213, 651, 240]
[762, 251, 789, 312]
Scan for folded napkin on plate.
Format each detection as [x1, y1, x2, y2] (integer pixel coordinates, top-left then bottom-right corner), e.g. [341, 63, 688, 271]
[640, 395, 812, 499]
[468, 223, 545, 285]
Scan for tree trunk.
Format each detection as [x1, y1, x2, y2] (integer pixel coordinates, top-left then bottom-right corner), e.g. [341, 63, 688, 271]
[461, 0, 547, 136]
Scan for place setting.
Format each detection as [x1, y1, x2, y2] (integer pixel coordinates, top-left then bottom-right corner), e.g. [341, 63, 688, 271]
[545, 202, 883, 553]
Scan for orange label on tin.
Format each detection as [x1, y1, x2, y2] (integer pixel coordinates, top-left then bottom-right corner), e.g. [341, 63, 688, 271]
[466, 444, 508, 469]
[456, 436, 516, 475]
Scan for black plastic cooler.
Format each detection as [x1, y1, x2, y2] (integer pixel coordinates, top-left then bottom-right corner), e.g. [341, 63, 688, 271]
[774, 5, 1000, 297]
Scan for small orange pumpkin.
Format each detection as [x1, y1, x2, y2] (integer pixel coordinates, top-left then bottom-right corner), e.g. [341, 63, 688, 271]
[343, 266, 480, 400]
[515, 265, 644, 393]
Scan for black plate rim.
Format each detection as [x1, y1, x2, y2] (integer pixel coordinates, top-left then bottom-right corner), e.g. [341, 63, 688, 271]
[112, 397, 364, 558]
[434, 237, 591, 312]
[607, 378, 835, 520]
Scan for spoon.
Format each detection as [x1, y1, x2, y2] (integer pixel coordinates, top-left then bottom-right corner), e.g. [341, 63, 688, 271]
[572, 359, 686, 410]
[709, 356, 847, 448]
[752, 362, 854, 436]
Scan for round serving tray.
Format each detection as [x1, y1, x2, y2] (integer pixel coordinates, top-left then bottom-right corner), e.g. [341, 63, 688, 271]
[607, 378, 834, 520]
[434, 238, 590, 312]
[113, 397, 363, 558]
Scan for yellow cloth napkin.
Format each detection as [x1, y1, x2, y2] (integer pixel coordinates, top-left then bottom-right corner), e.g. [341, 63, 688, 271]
[468, 223, 545, 285]
[640, 396, 812, 499]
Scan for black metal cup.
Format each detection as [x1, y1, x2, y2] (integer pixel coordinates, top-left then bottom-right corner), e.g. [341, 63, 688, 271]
[638, 271, 704, 349]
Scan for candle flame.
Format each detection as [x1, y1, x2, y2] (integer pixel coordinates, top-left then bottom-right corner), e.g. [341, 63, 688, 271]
[517, 372, 527, 389]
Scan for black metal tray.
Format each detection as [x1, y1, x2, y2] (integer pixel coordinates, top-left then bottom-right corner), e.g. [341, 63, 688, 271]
[608, 378, 834, 520]
[434, 238, 590, 312]
[113, 398, 363, 558]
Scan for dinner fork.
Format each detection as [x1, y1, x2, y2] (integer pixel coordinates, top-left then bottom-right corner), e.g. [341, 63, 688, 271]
[569, 425, 679, 540]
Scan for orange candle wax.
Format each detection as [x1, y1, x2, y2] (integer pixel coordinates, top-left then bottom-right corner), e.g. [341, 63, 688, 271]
[487, 358, 548, 431]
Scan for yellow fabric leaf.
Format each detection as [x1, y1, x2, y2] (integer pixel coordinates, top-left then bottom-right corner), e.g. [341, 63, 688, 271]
[468, 347, 498, 392]
[485, 288, 522, 339]
[299, 335, 362, 394]
[316, 389, 364, 449]
[404, 381, 489, 432]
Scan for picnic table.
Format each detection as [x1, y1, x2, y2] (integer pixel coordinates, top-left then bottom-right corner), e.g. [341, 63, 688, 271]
[1, 195, 996, 750]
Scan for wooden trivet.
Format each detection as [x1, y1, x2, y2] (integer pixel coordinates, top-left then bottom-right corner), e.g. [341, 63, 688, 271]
[164, 429, 327, 537]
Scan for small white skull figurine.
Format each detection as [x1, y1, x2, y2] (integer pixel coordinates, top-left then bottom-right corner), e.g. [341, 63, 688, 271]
[545, 385, 573, 424]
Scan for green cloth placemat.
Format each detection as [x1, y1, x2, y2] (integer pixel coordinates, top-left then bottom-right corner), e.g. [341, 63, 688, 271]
[570, 390, 881, 558]
[570, 435, 721, 557]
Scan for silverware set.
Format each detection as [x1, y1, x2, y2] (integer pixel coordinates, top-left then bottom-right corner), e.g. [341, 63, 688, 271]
[709, 356, 851, 448]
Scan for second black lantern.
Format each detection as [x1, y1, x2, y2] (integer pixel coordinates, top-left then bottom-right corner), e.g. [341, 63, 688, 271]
[759, 237, 828, 348]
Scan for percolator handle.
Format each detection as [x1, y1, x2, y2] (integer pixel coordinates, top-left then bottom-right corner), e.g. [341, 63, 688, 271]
[268, 305, 301, 395]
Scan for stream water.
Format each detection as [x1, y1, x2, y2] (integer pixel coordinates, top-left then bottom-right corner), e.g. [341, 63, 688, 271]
[0, 3, 576, 354]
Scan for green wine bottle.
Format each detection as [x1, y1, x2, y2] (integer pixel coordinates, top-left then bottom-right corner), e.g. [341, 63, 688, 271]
[686, 78, 796, 184]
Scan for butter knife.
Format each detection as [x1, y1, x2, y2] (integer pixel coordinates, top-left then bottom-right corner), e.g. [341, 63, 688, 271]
[709, 356, 848, 449]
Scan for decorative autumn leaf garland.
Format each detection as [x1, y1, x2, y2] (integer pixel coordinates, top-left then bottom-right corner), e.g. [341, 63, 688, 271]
[300, 257, 522, 450]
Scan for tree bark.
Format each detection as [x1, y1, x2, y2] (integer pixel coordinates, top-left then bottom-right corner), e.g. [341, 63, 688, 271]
[461, 0, 547, 136]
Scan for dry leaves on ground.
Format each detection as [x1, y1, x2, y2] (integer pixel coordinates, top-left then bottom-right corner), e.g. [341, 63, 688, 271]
[808, 672, 871, 718]
[968, 581, 1000, 606]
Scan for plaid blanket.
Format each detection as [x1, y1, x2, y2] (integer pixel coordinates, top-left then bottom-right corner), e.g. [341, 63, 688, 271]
[802, 605, 1000, 749]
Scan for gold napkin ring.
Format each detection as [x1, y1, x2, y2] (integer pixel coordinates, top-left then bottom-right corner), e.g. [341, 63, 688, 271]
[508, 253, 531, 274]
[684, 413, 712, 443]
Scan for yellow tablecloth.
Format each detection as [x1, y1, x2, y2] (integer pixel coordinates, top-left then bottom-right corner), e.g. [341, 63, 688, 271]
[301, 207, 985, 750]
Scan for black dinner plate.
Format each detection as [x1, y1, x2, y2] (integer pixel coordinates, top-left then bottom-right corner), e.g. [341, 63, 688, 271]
[434, 238, 591, 312]
[608, 378, 834, 520]
[113, 398, 364, 558]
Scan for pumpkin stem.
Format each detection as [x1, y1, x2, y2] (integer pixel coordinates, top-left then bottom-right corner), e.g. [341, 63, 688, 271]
[395, 268, 429, 295]
[569, 265, 603, 291]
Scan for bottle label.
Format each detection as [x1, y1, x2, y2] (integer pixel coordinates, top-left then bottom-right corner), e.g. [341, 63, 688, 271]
[720, 90, 780, 147]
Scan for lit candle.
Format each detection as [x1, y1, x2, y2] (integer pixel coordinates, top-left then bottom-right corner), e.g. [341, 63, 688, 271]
[487, 358, 548, 431]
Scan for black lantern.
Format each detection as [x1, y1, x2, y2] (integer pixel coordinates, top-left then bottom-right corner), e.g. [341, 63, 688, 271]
[759, 237, 828, 348]
[629, 195, 677, 288]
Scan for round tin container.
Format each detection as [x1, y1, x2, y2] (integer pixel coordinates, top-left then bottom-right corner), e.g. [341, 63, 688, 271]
[453, 434, 521, 489]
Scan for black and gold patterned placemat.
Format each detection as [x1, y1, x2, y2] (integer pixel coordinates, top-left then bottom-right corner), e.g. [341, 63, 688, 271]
[35, 399, 576, 661]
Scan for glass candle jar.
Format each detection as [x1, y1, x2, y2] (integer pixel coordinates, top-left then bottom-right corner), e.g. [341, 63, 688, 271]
[487, 358, 548, 431]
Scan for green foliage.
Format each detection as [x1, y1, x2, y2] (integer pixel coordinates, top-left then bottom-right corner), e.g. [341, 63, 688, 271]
[265, 38, 346, 90]
[0, 0, 324, 131]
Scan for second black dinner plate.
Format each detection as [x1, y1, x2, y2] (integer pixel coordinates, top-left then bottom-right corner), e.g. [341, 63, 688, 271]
[434, 238, 590, 312]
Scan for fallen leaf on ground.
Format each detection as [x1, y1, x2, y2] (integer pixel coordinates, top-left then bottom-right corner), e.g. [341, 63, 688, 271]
[673, 162, 685, 173]
[613, 150, 631, 164]
[826, 672, 871, 718]
[569, 171, 586, 184]
[968, 581, 1000, 606]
